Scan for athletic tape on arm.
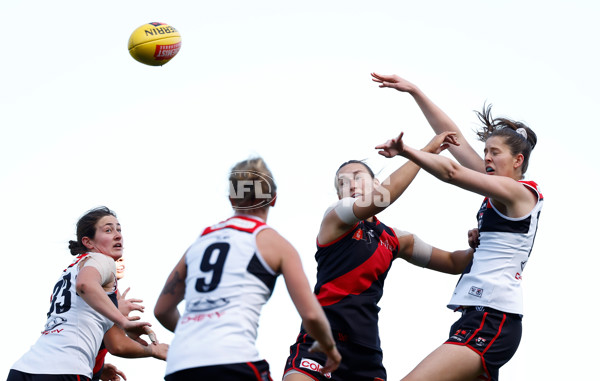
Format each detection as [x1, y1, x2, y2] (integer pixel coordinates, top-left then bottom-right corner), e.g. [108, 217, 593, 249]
[82, 252, 117, 286]
[396, 230, 432, 267]
[328, 197, 360, 225]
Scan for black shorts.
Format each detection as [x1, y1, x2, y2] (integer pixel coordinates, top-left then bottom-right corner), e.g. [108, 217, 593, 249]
[164, 360, 273, 381]
[445, 306, 522, 381]
[284, 331, 386, 381]
[7, 370, 89, 381]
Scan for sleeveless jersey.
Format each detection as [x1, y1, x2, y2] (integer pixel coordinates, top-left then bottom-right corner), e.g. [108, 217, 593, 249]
[11, 253, 117, 378]
[313, 216, 399, 350]
[448, 181, 543, 315]
[165, 215, 278, 376]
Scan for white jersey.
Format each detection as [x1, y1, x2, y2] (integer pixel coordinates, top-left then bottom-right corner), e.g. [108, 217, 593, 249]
[165, 215, 278, 376]
[11, 253, 116, 378]
[448, 181, 543, 315]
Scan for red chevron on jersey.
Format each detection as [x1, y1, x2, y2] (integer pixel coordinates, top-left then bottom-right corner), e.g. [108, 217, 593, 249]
[317, 230, 393, 306]
[201, 216, 266, 236]
[317, 241, 395, 306]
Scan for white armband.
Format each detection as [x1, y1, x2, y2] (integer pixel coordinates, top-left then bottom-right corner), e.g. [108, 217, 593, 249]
[82, 252, 116, 286]
[327, 197, 360, 225]
[409, 234, 433, 267]
[394, 229, 432, 267]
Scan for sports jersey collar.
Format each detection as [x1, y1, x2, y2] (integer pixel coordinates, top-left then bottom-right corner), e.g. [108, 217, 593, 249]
[231, 214, 265, 223]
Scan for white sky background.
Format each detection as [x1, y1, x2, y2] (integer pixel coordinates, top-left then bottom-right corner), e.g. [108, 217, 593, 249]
[1, 1, 598, 380]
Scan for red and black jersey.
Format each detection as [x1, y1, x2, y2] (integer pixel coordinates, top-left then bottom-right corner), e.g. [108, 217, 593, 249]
[313, 216, 399, 350]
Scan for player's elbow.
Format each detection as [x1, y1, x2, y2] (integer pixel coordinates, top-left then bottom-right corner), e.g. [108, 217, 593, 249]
[301, 310, 322, 327]
[104, 336, 135, 357]
[443, 164, 461, 183]
[75, 279, 91, 296]
[154, 305, 177, 332]
[154, 307, 167, 326]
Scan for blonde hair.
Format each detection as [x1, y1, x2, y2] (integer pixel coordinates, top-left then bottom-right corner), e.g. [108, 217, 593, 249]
[229, 157, 277, 210]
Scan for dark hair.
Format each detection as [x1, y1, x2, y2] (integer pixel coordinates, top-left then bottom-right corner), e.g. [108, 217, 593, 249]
[68, 206, 117, 255]
[334, 160, 375, 191]
[229, 157, 277, 210]
[475, 103, 537, 175]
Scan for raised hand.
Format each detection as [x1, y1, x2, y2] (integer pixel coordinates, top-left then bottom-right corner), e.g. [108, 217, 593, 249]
[118, 287, 145, 316]
[422, 131, 459, 154]
[375, 132, 406, 158]
[371, 72, 416, 93]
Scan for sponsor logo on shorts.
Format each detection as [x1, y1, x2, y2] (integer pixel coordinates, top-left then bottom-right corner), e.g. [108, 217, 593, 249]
[300, 358, 331, 379]
[468, 286, 483, 298]
[450, 329, 472, 342]
[475, 337, 487, 347]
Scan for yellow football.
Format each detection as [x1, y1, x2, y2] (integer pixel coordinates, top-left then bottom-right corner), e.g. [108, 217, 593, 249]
[128, 22, 181, 66]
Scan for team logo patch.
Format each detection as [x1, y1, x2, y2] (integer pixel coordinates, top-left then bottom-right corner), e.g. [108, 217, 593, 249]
[468, 286, 483, 298]
[352, 229, 363, 240]
[475, 337, 487, 347]
[300, 358, 331, 379]
[450, 329, 472, 342]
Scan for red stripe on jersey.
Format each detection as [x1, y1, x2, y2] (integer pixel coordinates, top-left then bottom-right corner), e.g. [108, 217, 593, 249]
[201, 216, 266, 236]
[520, 180, 543, 200]
[93, 348, 108, 373]
[316, 239, 395, 306]
[316, 224, 356, 248]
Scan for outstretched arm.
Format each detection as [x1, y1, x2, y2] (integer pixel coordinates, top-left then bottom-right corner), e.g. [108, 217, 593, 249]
[394, 230, 474, 275]
[257, 229, 341, 375]
[378, 132, 536, 216]
[319, 132, 459, 245]
[154, 253, 187, 332]
[103, 325, 169, 360]
[371, 73, 484, 172]
[77, 267, 150, 339]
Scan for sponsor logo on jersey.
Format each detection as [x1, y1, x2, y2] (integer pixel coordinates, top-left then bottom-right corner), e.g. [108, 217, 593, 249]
[180, 310, 226, 325]
[515, 272, 522, 280]
[337, 332, 348, 342]
[379, 236, 394, 251]
[300, 358, 331, 379]
[468, 286, 483, 298]
[44, 316, 67, 331]
[189, 297, 230, 312]
[41, 326, 65, 336]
